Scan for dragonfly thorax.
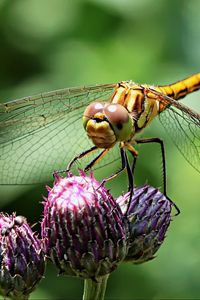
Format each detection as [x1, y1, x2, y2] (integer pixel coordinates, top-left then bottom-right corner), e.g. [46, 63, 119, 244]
[112, 81, 161, 133]
[83, 102, 134, 148]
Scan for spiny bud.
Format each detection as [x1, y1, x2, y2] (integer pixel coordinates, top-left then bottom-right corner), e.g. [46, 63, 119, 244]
[117, 185, 173, 264]
[41, 172, 128, 280]
[0, 213, 45, 299]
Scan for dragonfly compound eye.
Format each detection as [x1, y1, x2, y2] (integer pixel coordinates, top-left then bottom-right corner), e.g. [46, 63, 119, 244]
[83, 102, 105, 129]
[104, 104, 130, 124]
[104, 104, 134, 142]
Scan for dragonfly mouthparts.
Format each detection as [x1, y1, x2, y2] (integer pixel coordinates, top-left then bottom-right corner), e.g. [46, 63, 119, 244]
[93, 116, 107, 123]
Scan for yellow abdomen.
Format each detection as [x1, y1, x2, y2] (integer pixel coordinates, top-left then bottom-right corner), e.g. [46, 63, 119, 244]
[156, 72, 200, 100]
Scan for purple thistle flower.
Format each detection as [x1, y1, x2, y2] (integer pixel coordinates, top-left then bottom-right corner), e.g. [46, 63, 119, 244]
[117, 185, 173, 264]
[0, 213, 45, 299]
[41, 171, 128, 280]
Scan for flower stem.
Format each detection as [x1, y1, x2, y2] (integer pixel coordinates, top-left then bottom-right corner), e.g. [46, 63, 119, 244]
[83, 274, 109, 300]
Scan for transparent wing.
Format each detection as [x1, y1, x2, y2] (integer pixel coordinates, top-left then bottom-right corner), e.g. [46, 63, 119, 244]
[158, 97, 200, 174]
[0, 83, 121, 184]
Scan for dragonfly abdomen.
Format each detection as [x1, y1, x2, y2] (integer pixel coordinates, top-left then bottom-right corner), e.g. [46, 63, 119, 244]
[156, 72, 200, 100]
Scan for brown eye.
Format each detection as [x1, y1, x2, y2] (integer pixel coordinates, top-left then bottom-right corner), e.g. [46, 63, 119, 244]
[104, 104, 129, 124]
[83, 102, 105, 118]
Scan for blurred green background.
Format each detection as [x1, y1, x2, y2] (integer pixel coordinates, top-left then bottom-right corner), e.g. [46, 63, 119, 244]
[0, 0, 200, 299]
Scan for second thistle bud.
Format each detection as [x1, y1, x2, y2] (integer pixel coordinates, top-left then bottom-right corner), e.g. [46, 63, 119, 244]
[117, 185, 173, 264]
[0, 213, 45, 299]
[41, 172, 128, 279]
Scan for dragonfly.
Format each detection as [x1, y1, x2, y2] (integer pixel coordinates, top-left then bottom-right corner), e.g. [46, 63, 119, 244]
[0, 73, 200, 188]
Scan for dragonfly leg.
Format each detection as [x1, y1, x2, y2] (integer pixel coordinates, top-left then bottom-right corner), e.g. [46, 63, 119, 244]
[135, 137, 167, 194]
[131, 155, 137, 176]
[99, 146, 135, 207]
[53, 146, 99, 179]
[67, 145, 99, 171]
[124, 142, 138, 191]
[126, 154, 137, 192]
[98, 147, 127, 188]
[125, 145, 137, 190]
[166, 195, 180, 216]
[135, 137, 180, 215]
[84, 148, 110, 171]
[123, 150, 135, 216]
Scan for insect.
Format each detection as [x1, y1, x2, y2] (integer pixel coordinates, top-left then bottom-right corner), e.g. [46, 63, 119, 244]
[0, 73, 199, 189]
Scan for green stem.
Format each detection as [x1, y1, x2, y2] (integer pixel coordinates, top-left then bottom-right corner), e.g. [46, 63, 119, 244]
[82, 274, 109, 300]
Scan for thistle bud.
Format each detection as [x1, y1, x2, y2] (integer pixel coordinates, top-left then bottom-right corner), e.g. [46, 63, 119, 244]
[41, 172, 128, 279]
[117, 185, 172, 264]
[0, 213, 45, 299]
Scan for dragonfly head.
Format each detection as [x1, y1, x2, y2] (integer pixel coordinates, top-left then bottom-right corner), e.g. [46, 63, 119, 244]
[83, 102, 134, 148]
